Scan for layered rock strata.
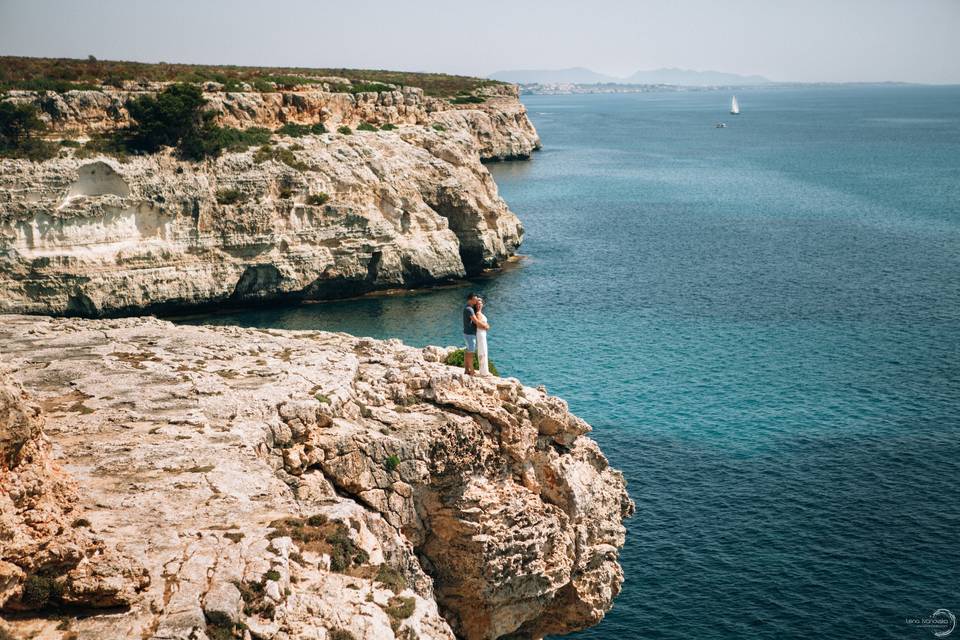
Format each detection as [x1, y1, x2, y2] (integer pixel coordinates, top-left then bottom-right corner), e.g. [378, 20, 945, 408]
[0, 315, 633, 640]
[0, 128, 522, 317]
[0, 83, 538, 317]
[2, 84, 540, 162]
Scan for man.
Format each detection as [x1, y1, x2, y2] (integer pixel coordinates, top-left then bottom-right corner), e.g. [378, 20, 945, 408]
[462, 292, 480, 375]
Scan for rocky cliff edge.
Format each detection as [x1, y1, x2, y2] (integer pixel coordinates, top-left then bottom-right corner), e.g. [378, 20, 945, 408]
[0, 316, 633, 640]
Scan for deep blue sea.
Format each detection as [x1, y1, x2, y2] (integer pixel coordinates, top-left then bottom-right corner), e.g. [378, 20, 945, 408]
[180, 86, 960, 639]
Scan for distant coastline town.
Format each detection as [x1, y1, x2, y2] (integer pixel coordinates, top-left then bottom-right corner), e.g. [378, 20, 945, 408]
[516, 82, 744, 95]
[515, 80, 914, 95]
[489, 66, 913, 95]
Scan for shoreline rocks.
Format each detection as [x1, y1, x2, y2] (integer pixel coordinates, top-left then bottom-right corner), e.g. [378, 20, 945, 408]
[0, 315, 633, 639]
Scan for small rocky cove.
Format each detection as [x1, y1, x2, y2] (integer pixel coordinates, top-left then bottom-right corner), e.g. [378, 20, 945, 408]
[0, 75, 632, 640]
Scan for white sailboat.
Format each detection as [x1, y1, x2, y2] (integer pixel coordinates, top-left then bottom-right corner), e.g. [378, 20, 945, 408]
[730, 96, 740, 115]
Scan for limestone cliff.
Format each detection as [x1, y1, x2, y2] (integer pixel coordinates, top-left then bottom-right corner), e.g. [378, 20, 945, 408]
[0, 315, 633, 639]
[0, 84, 539, 317]
[3, 83, 540, 162]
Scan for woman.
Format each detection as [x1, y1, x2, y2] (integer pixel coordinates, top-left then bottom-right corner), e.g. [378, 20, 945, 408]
[475, 297, 492, 376]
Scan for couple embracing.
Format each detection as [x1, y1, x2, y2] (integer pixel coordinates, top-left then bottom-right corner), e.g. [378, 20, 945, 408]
[462, 292, 493, 376]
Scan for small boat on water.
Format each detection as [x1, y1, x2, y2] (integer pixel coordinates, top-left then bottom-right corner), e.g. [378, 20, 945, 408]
[730, 96, 740, 115]
[715, 123, 727, 128]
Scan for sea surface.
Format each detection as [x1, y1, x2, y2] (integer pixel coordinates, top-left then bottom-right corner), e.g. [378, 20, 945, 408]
[178, 85, 960, 639]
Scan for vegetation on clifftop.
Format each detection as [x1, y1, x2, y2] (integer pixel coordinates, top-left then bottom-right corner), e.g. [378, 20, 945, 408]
[0, 102, 57, 160]
[444, 348, 500, 376]
[89, 83, 273, 161]
[0, 56, 504, 97]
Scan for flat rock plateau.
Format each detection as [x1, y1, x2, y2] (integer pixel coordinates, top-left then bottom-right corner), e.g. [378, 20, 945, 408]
[0, 316, 633, 640]
[0, 82, 540, 316]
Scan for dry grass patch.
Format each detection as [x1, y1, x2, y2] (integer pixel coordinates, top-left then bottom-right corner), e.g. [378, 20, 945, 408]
[267, 515, 370, 573]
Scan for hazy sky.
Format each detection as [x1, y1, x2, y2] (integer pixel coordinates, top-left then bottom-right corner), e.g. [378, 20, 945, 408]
[1, 0, 958, 83]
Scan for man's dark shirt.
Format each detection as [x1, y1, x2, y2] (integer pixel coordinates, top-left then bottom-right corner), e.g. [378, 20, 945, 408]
[463, 304, 477, 335]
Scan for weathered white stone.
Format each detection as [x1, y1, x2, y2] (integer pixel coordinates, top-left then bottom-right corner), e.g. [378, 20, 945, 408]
[0, 85, 538, 317]
[0, 315, 632, 640]
[203, 580, 244, 625]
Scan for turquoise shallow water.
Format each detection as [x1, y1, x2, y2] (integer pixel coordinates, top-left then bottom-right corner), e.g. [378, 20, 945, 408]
[179, 86, 960, 639]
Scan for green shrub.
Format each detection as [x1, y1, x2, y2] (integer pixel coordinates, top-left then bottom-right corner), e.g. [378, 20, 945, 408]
[73, 132, 130, 161]
[22, 574, 62, 608]
[327, 525, 369, 572]
[306, 514, 327, 527]
[221, 78, 244, 92]
[451, 95, 485, 104]
[277, 147, 308, 170]
[330, 630, 356, 640]
[385, 454, 401, 472]
[205, 621, 236, 640]
[0, 102, 57, 161]
[275, 123, 307, 136]
[59, 138, 82, 147]
[252, 144, 309, 171]
[379, 123, 397, 131]
[264, 569, 281, 582]
[234, 578, 275, 619]
[356, 121, 377, 132]
[351, 82, 394, 93]
[3, 78, 99, 92]
[252, 144, 273, 163]
[214, 126, 272, 151]
[337, 125, 352, 135]
[383, 595, 415, 620]
[4, 137, 58, 161]
[275, 122, 322, 138]
[125, 83, 207, 153]
[431, 122, 446, 132]
[180, 125, 272, 160]
[123, 84, 269, 160]
[328, 82, 394, 94]
[252, 79, 274, 92]
[375, 564, 407, 593]
[215, 188, 246, 205]
[443, 348, 499, 376]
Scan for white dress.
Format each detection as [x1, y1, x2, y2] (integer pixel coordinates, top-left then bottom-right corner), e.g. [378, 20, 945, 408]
[475, 312, 491, 376]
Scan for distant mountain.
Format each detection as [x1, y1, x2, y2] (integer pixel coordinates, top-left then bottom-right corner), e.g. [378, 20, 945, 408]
[488, 67, 770, 86]
[624, 68, 770, 86]
[488, 67, 620, 84]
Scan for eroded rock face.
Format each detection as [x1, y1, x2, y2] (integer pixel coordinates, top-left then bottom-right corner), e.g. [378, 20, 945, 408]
[0, 127, 522, 317]
[0, 84, 537, 317]
[0, 369, 149, 613]
[0, 315, 632, 639]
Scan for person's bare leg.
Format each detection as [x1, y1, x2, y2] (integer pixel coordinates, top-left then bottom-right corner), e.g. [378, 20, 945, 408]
[464, 351, 475, 375]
